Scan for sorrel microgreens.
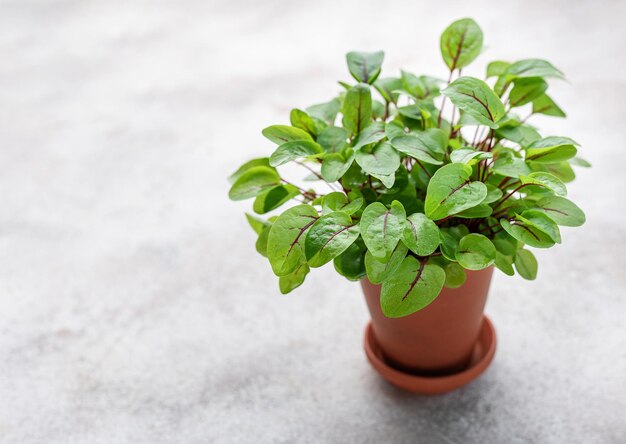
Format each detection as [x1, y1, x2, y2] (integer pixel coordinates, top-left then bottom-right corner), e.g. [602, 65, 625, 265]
[228, 18, 588, 318]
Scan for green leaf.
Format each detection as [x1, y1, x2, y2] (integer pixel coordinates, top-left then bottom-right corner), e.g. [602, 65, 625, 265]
[374, 77, 402, 104]
[342, 83, 372, 136]
[509, 77, 548, 107]
[333, 238, 366, 281]
[496, 124, 541, 145]
[483, 184, 503, 204]
[340, 161, 367, 189]
[256, 224, 271, 257]
[262, 125, 313, 144]
[515, 249, 538, 280]
[253, 184, 299, 214]
[390, 129, 446, 163]
[380, 257, 445, 318]
[385, 120, 406, 140]
[439, 225, 469, 261]
[290, 108, 323, 136]
[535, 196, 585, 227]
[305, 212, 360, 267]
[400, 71, 443, 100]
[532, 94, 566, 117]
[279, 263, 310, 294]
[455, 233, 496, 270]
[228, 166, 281, 201]
[402, 213, 440, 256]
[245, 213, 270, 235]
[456, 204, 492, 218]
[440, 18, 483, 70]
[450, 148, 492, 164]
[360, 201, 406, 259]
[228, 158, 272, 184]
[317, 126, 348, 153]
[520, 172, 567, 196]
[306, 98, 341, 124]
[267, 205, 319, 276]
[492, 232, 518, 256]
[486, 61, 510, 78]
[495, 251, 515, 276]
[355, 141, 401, 179]
[424, 163, 488, 220]
[526, 137, 578, 163]
[519, 210, 561, 243]
[492, 156, 532, 178]
[269, 140, 323, 167]
[353, 122, 386, 150]
[390, 136, 441, 165]
[500, 218, 555, 248]
[506, 59, 565, 79]
[365, 242, 408, 285]
[442, 77, 505, 128]
[346, 51, 385, 84]
[440, 261, 466, 288]
[569, 156, 591, 168]
[320, 192, 363, 215]
[321, 150, 355, 182]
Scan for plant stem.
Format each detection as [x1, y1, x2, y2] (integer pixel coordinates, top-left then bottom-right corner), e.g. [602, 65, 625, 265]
[281, 178, 317, 199]
[437, 69, 455, 127]
[416, 160, 432, 178]
[294, 160, 339, 192]
[492, 183, 533, 211]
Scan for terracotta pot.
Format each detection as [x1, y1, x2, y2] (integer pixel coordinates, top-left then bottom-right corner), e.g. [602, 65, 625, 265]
[361, 267, 494, 375]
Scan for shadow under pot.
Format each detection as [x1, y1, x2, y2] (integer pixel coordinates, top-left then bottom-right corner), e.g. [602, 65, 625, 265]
[361, 266, 497, 394]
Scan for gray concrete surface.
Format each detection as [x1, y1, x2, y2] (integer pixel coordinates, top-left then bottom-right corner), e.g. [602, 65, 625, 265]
[1, 0, 625, 443]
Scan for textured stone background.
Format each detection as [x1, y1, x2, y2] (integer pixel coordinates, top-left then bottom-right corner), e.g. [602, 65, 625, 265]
[1, 0, 625, 443]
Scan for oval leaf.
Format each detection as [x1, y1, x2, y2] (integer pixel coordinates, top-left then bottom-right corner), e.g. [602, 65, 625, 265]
[342, 83, 372, 136]
[515, 249, 538, 280]
[321, 150, 355, 183]
[535, 196, 585, 227]
[519, 210, 561, 243]
[333, 239, 366, 281]
[267, 205, 319, 276]
[365, 242, 408, 285]
[440, 18, 483, 70]
[346, 51, 385, 84]
[442, 77, 505, 128]
[526, 137, 578, 164]
[353, 122, 386, 150]
[228, 158, 272, 184]
[317, 126, 348, 153]
[305, 212, 360, 267]
[455, 233, 496, 270]
[424, 163, 488, 220]
[228, 166, 281, 201]
[360, 201, 406, 259]
[380, 257, 445, 318]
[500, 218, 555, 248]
[506, 59, 564, 79]
[520, 172, 567, 197]
[450, 148, 492, 164]
[262, 125, 313, 144]
[269, 140, 323, 167]
[279, 263, 310, 294]
[402, 213, 440, 256]
[509, 77, 548, 107]
[355, 142, 401, 176]
[253, 184, 299, 214]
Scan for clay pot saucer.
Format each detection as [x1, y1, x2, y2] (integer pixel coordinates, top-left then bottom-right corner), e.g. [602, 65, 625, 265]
[364, 316, 497, 395]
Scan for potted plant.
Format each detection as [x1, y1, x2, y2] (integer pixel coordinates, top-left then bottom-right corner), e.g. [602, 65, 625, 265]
[228, 18, 587, 394]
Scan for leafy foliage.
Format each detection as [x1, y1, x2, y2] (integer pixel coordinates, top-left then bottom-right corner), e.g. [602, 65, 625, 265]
[229, 18, 587, 318]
